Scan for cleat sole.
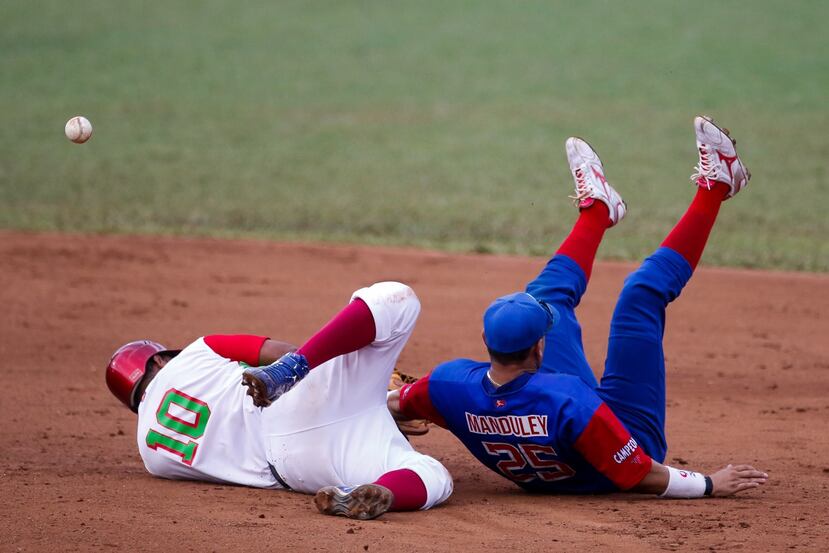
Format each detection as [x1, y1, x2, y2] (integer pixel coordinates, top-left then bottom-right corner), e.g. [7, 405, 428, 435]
[314, 484, 394, 520]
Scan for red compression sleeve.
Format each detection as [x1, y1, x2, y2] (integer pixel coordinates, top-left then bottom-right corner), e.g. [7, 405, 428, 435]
[203, 335, 268, 366]
[398, 374, 447, 428]
[296, 298, 376, 369]
[373, 469, 427, 511]
[661, 182, 729, 270]
[555, 202, 611, 280]
[573, 403, 652, 490]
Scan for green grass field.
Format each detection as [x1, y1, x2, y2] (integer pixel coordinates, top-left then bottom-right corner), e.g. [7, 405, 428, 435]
[1, 1, 827, 270]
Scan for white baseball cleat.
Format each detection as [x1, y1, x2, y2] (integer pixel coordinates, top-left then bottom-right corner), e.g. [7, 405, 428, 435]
[565, 137, 626, 227]
[691, 115, 751, 199]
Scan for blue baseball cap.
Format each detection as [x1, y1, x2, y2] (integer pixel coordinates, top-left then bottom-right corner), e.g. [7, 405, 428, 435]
[483, 292, 559, 353]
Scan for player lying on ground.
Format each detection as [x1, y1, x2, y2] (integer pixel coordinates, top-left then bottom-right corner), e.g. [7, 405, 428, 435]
[105, 282, 453, 520]
[386, 116, 768, 498]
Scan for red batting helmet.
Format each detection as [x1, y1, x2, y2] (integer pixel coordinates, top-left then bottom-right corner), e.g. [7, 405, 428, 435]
[105, 340, 168, 413]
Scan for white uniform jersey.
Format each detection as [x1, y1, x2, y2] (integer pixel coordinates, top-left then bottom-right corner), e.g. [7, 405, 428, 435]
[137, 338, 278, 488]
[135, 282, 453, 509]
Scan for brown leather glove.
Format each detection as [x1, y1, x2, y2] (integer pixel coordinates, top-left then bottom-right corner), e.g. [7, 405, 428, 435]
[388, 371, 430, 437]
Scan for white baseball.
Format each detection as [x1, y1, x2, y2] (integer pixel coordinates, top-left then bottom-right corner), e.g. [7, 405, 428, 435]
[65, 116, 93, 144]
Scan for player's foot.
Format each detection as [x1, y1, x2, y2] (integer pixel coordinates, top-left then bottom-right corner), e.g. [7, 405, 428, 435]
[241, 352, 310, 407]
[691, 115, 751, 199]
[314, 484, 395, 520]
[565, 137, 626, 226]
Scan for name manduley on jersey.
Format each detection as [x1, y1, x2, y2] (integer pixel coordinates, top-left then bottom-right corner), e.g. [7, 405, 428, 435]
[465, 412, 549, 437]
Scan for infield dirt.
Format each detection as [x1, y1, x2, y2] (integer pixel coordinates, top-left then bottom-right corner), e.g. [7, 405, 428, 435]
[1, 232, 827, 552]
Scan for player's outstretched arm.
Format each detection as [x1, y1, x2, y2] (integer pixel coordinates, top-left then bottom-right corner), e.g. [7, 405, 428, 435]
[203, 335, 296, 366]
[632, 460, 767, 498]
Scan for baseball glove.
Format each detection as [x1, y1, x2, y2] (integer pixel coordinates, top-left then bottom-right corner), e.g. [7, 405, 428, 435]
[388, 370, 430, 437]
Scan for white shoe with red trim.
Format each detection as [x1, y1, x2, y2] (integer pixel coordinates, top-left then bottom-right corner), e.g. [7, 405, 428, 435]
[691, 115, 751, 199]
[565, 137, 626, 227]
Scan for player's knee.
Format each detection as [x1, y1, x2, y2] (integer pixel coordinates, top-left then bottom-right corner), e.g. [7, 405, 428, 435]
[371, 281, 420, 317]
[620, 251, 690, 306]
[618, 270, 669, 308]
[354, 282, 421, 341]
[611, 271, 670, 337]
[376, 281, 418, 303]
[525, 256, 587, 309]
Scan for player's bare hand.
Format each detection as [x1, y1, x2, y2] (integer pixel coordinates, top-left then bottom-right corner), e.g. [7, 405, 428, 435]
[710, 464, 768, 496]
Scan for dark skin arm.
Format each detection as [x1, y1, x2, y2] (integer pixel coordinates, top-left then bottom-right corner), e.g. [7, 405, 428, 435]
[257, 339, 297, 365]
[150, 339, 297, 371]
[138, 339, 297, 399]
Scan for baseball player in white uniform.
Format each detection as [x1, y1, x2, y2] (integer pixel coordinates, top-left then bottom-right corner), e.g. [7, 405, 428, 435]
[106, 281, 453, 520]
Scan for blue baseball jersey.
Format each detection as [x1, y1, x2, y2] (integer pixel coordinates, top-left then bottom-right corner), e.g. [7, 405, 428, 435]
[416, 359, 652, 493]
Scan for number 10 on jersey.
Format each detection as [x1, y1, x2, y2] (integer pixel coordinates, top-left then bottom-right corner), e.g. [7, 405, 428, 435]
[145, 389, 211, 465]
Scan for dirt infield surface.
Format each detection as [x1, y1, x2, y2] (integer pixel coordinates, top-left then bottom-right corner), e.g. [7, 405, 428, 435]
[2, 231, 827, 552]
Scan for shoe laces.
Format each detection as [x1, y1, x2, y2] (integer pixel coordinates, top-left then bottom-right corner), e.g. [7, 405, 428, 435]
[568, 166, 592, 205]
[691, 145, 718, 187]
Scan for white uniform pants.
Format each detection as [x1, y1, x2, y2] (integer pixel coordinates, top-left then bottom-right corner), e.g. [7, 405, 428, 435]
[261, 282, 453, 509]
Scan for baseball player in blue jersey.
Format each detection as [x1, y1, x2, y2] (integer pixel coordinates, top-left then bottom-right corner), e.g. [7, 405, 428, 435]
[387, 116, 768, 498]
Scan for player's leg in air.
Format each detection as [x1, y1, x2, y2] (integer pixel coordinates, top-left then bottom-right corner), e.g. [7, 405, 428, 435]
[242, 282, 452, 520]
[596, 116, 750, 462]
[524, 137, 626, 387]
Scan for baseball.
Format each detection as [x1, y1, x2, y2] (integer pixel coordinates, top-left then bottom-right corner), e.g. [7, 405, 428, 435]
[64, 116, 93, 144]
